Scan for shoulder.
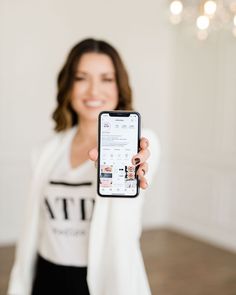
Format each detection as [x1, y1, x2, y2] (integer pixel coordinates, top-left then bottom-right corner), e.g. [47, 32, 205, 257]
[30, 126, 77, 169]
[141, 128, 161, 152]
[141, 128, 159, 139]
[141, 128, 161, 174]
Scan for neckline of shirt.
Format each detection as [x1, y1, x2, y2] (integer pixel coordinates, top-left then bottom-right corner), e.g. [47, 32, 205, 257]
[66, 126, 92, 173]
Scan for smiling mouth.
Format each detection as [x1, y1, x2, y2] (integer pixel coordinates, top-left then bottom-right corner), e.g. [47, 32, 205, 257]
[84, 100, 105, 108]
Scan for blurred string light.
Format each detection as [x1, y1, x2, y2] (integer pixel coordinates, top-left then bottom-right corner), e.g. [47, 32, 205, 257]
[170, 0, 184, 14]
[168, 0, 236, 40]
[204, 1, 217, 15]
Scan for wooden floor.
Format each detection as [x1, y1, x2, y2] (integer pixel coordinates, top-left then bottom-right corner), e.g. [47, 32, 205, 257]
[1, 229, 236, 295]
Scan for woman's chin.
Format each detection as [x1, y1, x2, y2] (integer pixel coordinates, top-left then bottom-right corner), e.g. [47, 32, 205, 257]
[79, 108, 104, 121]
[80, 106, 115, 121]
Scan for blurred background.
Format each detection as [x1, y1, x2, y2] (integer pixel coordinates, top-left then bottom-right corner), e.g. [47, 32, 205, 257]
[1, 0, 236, 294]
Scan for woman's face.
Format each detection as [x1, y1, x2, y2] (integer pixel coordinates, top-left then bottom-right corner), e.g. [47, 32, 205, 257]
[70, 52, 119, 122]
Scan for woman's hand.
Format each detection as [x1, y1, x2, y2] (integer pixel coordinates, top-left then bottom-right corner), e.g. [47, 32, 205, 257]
[131, 137, 150, 189]
[88, 137, 150, 190]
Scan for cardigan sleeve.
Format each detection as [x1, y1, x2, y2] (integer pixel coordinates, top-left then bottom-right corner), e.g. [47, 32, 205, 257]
[7, 146, 45, 295]
[87, 129, 160, 295]
[7, 129, 74, 295]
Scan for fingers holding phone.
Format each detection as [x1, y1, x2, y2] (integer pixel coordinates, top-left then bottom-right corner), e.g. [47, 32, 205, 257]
[131, 136, 150, 189]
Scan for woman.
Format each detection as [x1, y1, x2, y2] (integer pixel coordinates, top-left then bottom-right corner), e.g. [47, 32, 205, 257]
[8, 38, 160, 295]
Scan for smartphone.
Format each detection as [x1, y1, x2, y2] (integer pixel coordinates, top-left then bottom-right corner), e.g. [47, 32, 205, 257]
[97, 111, 141, 198]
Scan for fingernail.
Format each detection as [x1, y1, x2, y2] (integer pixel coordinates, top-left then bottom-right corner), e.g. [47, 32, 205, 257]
[134, 158, 140, 165]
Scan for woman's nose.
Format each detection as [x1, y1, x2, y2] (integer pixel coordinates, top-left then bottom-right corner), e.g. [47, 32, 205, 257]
[88, 80, 100, 97]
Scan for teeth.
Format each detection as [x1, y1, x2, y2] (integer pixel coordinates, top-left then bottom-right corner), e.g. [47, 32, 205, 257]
[84, 100, 104, 107]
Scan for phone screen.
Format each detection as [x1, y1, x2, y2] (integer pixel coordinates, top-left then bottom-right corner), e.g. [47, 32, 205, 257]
[98, 111, 140, 197]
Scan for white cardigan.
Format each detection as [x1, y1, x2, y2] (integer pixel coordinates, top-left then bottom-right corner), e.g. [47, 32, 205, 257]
[8, 126, 161, 295]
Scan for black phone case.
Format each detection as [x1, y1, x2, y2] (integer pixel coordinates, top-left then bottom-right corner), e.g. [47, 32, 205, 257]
[97, 110, 141, 198]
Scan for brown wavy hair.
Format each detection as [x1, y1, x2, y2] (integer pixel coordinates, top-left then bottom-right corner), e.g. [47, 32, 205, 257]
[52, 38, 133, 132]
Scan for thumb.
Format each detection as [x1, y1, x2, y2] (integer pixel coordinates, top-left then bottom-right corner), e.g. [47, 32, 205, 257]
[88, 147, 98, 162]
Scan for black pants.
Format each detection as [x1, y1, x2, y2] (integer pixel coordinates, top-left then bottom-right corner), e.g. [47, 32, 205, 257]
[32, 254, 90, 295]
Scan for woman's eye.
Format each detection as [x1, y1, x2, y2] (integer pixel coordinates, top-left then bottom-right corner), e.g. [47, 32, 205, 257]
[74, 77, 85, 81]
[103, 78, 114, 82]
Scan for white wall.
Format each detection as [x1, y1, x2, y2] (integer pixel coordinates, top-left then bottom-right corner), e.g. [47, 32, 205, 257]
[167, 26, 236, 252]
[0, 0, 172, 244]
